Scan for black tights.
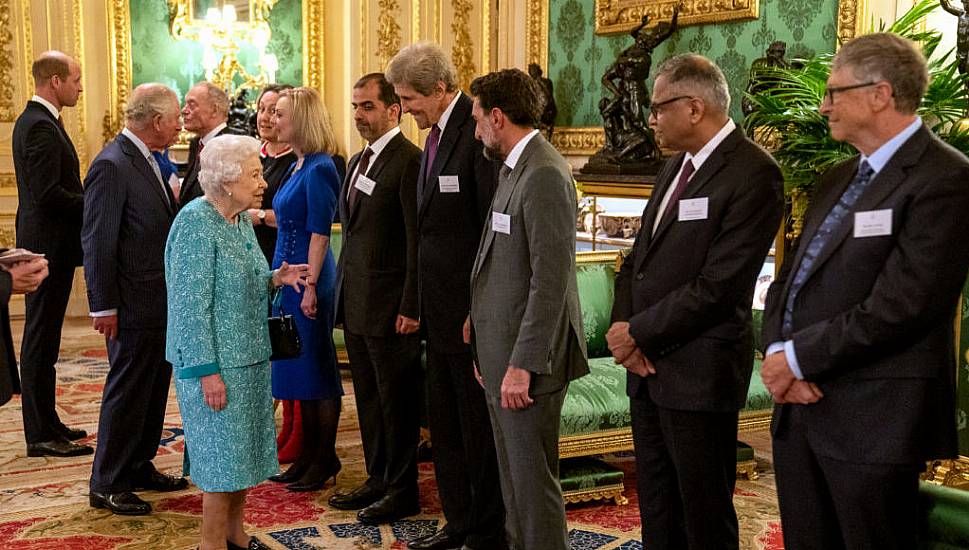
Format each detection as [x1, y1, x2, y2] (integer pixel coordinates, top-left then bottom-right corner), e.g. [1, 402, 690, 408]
[286, 397, 342, 483]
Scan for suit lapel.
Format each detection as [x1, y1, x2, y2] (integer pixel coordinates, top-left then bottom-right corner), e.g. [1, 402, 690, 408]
[118, 134, 174, 216]
[418, 94, 471, 219]
[341, 152, 360, 227]
[797, 125, 931, 284]
[29, 101, 79, 164]
[348, 134, 404, 227]
[632, 153, 680, 275]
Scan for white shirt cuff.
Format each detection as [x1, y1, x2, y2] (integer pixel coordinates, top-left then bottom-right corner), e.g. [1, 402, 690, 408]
[89, 309, 117, 317]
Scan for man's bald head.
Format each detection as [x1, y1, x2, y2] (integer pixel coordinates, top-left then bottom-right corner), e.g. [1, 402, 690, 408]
[32, 51, 75, 84]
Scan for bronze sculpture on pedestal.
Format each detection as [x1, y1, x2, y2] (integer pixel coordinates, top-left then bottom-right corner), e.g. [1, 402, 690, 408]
[742, 41, 791, 117]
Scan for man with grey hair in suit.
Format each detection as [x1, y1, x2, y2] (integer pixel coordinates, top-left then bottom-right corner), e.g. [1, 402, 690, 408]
[84, 83, 187, 516]
[467, 68, 589, 550]
[179, 81, 245, 207]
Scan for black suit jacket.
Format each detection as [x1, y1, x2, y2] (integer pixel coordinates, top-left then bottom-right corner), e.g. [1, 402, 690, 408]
[336, 131, 422, 336]
[0, 269, 18, 406]
[612, 127, 784, 412]
[179, 125, 249, 207]
[82, 133, 176, 330]
[417, 93, 498, 353]
[763, 125, 969, 465]
[12, 101, 84, 267]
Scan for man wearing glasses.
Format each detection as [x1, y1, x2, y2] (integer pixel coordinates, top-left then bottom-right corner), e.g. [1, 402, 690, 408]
[761, 33, 969, 549]
[606, 53, 783, 550]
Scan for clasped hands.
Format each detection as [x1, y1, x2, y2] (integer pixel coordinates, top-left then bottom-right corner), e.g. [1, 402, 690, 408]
[605, 322, 656, 377]
[760, 351, 824, 405]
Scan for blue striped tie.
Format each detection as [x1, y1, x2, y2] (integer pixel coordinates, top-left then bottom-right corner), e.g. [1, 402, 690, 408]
[782, 160, 875, 337]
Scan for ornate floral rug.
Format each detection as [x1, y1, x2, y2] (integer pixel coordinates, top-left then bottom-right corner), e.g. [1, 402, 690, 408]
[0, 339, 784, 549]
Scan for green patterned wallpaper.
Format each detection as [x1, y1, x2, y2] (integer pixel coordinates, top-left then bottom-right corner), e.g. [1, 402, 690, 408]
[130, 0, 303, 100]
[548, 0, 840, 124]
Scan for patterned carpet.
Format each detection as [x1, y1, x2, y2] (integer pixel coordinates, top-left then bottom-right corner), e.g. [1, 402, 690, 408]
[0, 321, 784, 549]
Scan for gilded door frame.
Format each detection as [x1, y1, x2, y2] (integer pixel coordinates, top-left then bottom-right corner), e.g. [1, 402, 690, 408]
[527, 0, 868, 155]
[102, 0, 325, 144]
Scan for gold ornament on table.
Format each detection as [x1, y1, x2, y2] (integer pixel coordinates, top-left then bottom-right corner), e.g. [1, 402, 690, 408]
[167, 0, 280, 94]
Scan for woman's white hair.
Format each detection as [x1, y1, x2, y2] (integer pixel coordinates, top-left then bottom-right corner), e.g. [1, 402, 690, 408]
[198, 134, 261, 198]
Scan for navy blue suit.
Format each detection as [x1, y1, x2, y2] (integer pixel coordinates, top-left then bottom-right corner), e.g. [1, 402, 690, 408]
[82, 132, 176, 492]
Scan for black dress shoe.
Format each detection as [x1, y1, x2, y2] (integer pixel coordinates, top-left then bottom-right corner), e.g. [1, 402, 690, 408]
[328, 483, 384, 510]
[357, 494, 420, 525]
[227, 536, 271, 550]
[27, 437, 94, 457]
[89, 491, 152, 515]
[56, 425, 88, 441]
[268, 462, 306, 483]
[133, 470, 188, 492]
[407, 529, 466, 550]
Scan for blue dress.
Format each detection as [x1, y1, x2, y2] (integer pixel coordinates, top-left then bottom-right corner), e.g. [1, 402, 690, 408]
[271, 152, 343, 400]
[164, 198, 278, 492]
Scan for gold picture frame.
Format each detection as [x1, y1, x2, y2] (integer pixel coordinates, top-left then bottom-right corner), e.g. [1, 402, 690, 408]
[595, 0, 758, 36]
[103, 0, 324, 144]
[528, 0, 867, 155]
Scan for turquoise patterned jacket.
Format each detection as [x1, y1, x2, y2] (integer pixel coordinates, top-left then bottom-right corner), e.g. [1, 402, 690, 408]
[165, 198, 273, 379]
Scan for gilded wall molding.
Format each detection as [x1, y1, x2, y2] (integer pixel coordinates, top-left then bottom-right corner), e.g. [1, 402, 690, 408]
[0, 1, 16, 122]
[530, 0, 866, 155]
[0, 171, 16, 198]
[595, 0, 758, 36]
[376, 0, 402, 70]
[71, 0, 89, 169]
[451, 0, 476, 91]
[302, 0, 324, 91]
[104, 0, 132, 144]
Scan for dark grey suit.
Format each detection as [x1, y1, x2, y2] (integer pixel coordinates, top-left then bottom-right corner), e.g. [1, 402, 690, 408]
[83, 132, 176, 493]
[335, 130, 423, 499]
[12, 100, 84, 443]
[764, 125, 969, 549]
[470, 134, 588, 550]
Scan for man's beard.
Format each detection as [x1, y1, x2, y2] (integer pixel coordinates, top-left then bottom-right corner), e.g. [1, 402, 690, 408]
[482, 145, 504, 162]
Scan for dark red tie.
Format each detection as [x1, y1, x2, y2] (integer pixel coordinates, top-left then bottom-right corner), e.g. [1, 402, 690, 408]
[347, 147, 374, 215]
[418, 125, 441, 205]
[661, 158, 695, 222]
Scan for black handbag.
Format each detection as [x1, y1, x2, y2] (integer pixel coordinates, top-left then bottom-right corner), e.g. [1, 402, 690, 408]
[268, 287, 302, 360]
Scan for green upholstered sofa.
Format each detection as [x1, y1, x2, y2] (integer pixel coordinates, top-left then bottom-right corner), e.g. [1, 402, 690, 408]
[919, 481, 969, 550]
[557, 250, 774, 504]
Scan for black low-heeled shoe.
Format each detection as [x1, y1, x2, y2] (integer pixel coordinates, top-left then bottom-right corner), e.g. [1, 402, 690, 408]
[285, 459, 341, 492]
[268, 463, 306, 483]
[227, 536, 270, 550]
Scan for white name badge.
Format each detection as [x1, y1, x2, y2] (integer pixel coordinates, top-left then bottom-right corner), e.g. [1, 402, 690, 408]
[854, 208, 892, 238]
[355, 175, 377, 196]
[678, 197, 709, 221]
[439, 175, 460, 193]
[492, 212, 511, 234]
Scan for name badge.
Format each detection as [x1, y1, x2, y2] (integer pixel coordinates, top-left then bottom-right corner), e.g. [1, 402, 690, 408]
[492, 212, 511, 234]
[439, 175, 460, 193]
[854, 209, 892, 238]
[678, 197, 709, 221]
[355, 175, 377, 196]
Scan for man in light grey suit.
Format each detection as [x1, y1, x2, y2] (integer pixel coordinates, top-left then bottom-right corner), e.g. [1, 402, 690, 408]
[466, 68, 589, 550]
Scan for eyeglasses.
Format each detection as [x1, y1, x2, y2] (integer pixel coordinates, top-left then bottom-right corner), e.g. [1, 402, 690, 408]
[649, 96, 696, 118]
[822, 81, 880, 103]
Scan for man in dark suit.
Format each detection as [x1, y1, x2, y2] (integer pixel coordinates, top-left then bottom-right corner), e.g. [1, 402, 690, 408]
[607, 54, 783, 550]
[83, 83, 187, 516]
[761, 33, 969, 550]
[468, 69, 589, 550]
[386, 43, 504, 550]
[178, 81, 244, 207]
[327, 73, 423, 524]
[11, 51, 91, 457]
[0, 256, 49, 407]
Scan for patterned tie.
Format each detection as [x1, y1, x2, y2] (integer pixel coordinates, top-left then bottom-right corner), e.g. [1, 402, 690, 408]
[347, 147, 374, 216]
[661, 158, 696, 223]
[418, 125, 441, 206]
[499, 164, 512, 187]
[146, 154, 172, 208]
[782, 160, 875, 336]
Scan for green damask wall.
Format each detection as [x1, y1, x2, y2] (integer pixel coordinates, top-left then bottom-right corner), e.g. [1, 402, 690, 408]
[548, 0, 840, 125]
[130, 0, 302, 100]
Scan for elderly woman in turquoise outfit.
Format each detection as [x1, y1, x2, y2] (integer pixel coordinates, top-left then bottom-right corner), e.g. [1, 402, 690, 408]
[165, 134, 309, 550]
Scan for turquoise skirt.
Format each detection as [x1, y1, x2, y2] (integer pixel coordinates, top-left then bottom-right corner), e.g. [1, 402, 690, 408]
[175, 361, 278, 492]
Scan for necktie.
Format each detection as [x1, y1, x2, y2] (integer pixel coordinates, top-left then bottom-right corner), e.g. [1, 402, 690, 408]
[499, 164, 512, 186]
[347, 147, 374, 215]
[418, 125, 442, 206]
[782, 161, 875, 336]
[146, 154, 172, 208]
[660, 158, 695, 224]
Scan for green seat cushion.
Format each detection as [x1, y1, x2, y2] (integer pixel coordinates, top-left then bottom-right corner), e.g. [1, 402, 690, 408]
[332, 327, 345, 351]
[561, 357, 630, 437]
[745, 359, 773, 412]
[559, 457, 624, 492]
[736, 441, 755, 462]
[919, 482, 969, 549]
[576, 261, 615, 358]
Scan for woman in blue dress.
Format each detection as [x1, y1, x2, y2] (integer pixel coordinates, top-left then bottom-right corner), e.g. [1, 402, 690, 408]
[266, 87, 345, 492]
[165, 135, 309, 550]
